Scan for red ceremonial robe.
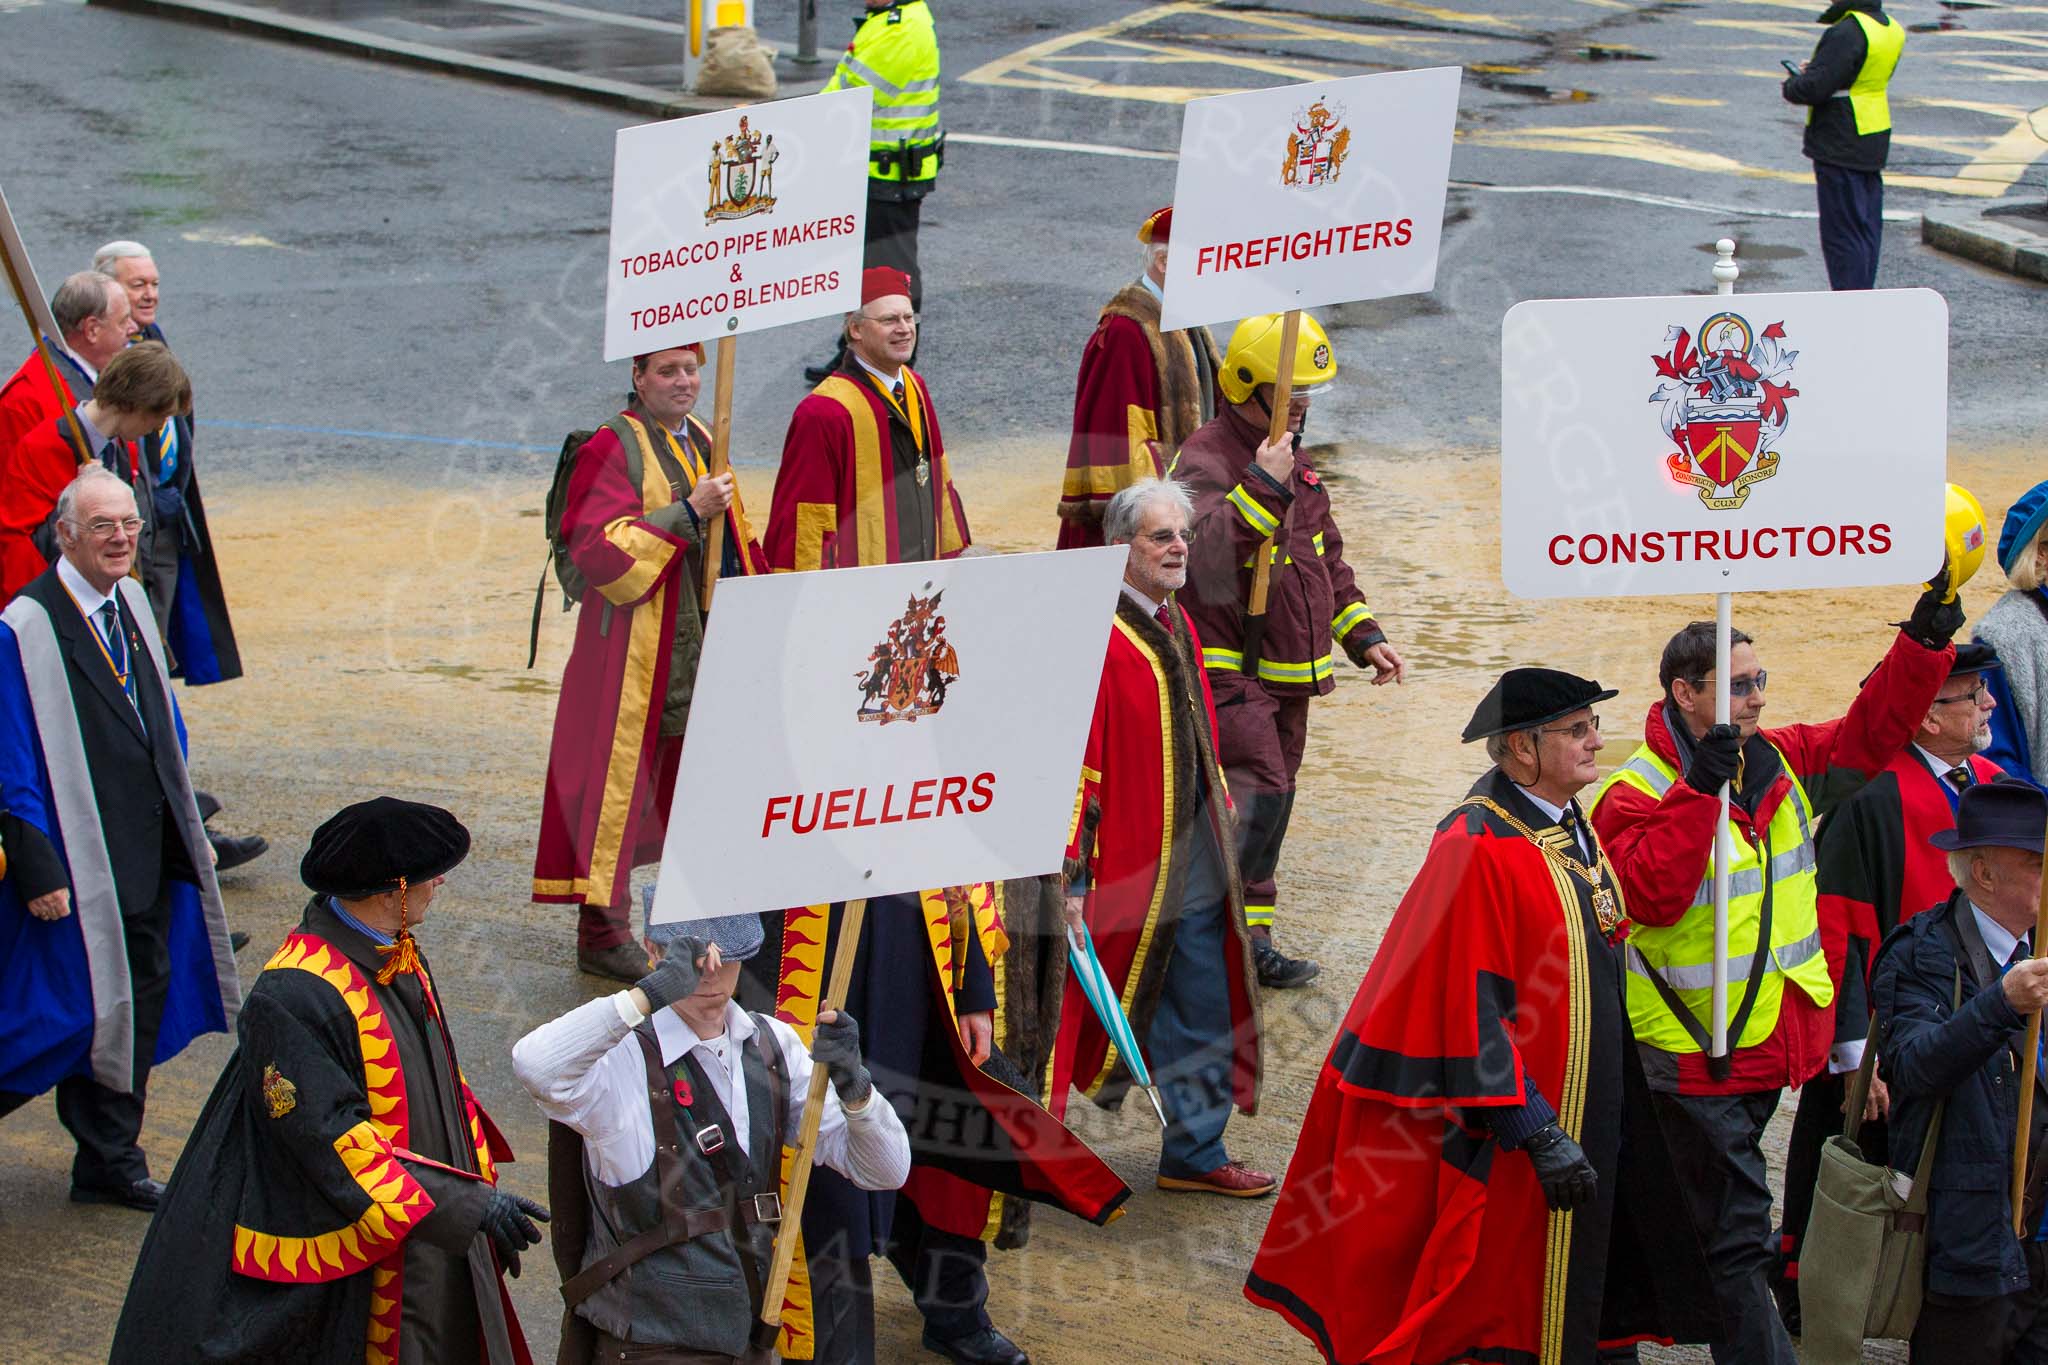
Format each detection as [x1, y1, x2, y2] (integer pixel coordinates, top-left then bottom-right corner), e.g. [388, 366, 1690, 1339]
[1, 411, 98, 601]
[763, 365, 968, 572]
[1246, 768, 1715, 1365]
[1046, 595, 1260, 1116]
[1056, 284, 1219, 549]
[531, 411, 765, 912]
[0, 350, 92, 602]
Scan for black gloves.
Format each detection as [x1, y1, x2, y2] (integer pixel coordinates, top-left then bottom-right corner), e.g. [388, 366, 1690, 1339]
[811, 1010, 874, 1107]
[1900, 568, 1965, 650]
[1684, 723, 1743, 796]
[634, 937, 708, 1013]
[481, 1192, 549, 1277]
[1522, 1124, 1598, 1211]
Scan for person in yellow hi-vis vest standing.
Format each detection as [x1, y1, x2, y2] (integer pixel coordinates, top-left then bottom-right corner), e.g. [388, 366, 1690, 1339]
[1781, 1, 1905, 290]
[806, 0, 944, 384]
[1588, 578, 1962, 1365]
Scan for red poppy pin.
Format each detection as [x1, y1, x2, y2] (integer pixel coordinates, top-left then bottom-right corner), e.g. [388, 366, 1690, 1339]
[1300, 468, 1321, 487]
[672, 1076, 694, 1108]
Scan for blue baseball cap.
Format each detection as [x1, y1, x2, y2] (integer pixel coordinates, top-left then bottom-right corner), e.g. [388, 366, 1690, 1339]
[1998, 479, 2048, 576]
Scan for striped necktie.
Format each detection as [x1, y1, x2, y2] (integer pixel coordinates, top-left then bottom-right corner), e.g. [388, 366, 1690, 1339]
[96, 600, 140, 718]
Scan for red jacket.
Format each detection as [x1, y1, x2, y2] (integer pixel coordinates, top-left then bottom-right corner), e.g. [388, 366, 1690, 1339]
[1590, 628, 1954, 1093]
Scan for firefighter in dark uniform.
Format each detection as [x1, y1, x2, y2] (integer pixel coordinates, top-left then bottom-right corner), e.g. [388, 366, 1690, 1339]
[1175, 313, 1407, 990]
[806, 1, 944, 383]
[1782, 1, 1905, 291]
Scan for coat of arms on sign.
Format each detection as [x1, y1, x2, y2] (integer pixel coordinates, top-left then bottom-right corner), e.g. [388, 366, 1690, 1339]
[1282, 98, 1351, 188]
[1650, 311, 1801, 511]
[855, 591, 959, 724]
[706, 115, 780, 224]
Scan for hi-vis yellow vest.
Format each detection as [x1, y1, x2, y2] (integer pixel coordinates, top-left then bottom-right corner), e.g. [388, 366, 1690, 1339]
[1592, 744, 1834, 1054]
[824, 1, 942, 186]
[1836, 10, 1904, 135]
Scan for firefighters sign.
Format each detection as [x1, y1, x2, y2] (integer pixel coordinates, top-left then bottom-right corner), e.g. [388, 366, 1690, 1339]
[1500, 288, 1948, 598]
[648, 548, 1129, 924]
[603, 87, 873, 361]
[1158, 66, 1461, 332]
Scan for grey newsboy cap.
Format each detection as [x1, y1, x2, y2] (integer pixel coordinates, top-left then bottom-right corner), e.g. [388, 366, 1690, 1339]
[640, 885, 765, 961]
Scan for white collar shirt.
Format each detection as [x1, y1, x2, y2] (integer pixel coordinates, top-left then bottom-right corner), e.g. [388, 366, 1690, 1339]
[56, 553, 115, 622]
[512, 994, 911, 1192]
[1914, 744, 1971, 789]
[1973, 901, 2026, 971]
[1514, 784, 1591, 861]
[853, 353, 907, 397]
[1138, 272, 1164, 304]
[56, 341, 99, 385]
[1121, 582, 1164, 616]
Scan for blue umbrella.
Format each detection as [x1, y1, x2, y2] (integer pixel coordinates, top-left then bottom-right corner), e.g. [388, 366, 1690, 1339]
[1067, 922, 1169, 1129]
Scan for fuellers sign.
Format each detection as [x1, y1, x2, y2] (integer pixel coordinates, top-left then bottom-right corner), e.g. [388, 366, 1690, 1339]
[647, 548, 1128, 924]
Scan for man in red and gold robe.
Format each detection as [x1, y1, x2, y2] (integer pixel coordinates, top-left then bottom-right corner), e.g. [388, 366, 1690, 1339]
[1246, 668, 1715, 1365]
[1049, 477, 1265, 1195]
[763, 267, 968, 572]
[532, 343, 767, 981]
[754, 280, 1124, 1365]
[1055, 207, 1220, 549]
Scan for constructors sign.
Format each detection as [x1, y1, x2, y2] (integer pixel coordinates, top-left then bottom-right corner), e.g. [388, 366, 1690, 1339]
[1500, 287, 1949, 598]
[603, 86, 872, 361]
[648, 548, 1128, 924]
[1159, 66, 1461, 332]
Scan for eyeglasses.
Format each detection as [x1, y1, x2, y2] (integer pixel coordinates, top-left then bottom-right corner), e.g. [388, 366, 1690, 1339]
[76, 516, 143, 539]
[859, 311, 919, 328]
[1931, 682, 1990, 707]
[1539, 715, 1602, 741]
[1140, 528, 1195, 547]
[1686, 670, 1768, 699]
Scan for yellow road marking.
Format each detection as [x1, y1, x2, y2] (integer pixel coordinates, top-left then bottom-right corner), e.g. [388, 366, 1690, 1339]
[1651, 95, 1727, 107]
[1359, 0, 1522, 30]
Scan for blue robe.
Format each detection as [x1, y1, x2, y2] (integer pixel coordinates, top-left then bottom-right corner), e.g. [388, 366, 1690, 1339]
[0, 586, 236, 1096]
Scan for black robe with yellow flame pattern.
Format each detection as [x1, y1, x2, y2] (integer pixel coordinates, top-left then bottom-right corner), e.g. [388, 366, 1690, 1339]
[111, 898, 530, 1365]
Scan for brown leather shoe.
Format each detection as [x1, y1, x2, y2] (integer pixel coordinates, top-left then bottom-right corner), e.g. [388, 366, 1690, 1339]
[577, 942, 652, 983]
[1157, 1161, 1277, 1198]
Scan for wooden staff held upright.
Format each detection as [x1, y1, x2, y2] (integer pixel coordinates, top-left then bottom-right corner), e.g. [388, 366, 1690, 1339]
[2015, 848, 2048, 1236]
[758, 897, 869, 1340]
[1240, 308, 1300, 678]
[699, 333, 738, 612]
[0, 182, 91, 464]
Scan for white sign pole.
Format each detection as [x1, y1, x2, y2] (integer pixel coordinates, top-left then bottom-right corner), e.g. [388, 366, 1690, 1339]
[1709, 238, 1739, 1060]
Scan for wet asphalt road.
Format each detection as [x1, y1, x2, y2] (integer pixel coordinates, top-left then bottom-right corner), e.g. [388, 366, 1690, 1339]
[0, 0, 2041, 490]
[0, 1, 2041, 1361]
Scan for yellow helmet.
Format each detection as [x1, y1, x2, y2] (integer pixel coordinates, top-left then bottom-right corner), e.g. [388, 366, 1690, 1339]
[1935, 482, 1988, 602]
[1219, 312, 1337, 405]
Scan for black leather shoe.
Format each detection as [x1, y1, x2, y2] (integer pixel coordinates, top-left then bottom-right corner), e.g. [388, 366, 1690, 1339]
[1253, 939, 1320, 990]
[230, 931, 251, 953]
[922, 1327, 1028, 1365]
[193, 789, 222, 822]
[578, 942, 652, 983]
[70, 1176, 165, 1211]
[208, 832, 268, 873]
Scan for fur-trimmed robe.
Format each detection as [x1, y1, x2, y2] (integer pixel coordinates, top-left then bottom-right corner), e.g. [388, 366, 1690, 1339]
[1056, 285, 1220, 548]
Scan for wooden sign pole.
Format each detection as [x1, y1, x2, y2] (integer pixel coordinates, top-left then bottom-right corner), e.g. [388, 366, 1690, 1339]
[699, 333, 738, 611]
[758, 896, 870, 1335]
[0, 182, 91, 463]
[1240, 308, 1300, 677]
[2015, 868, 2048, 1236]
